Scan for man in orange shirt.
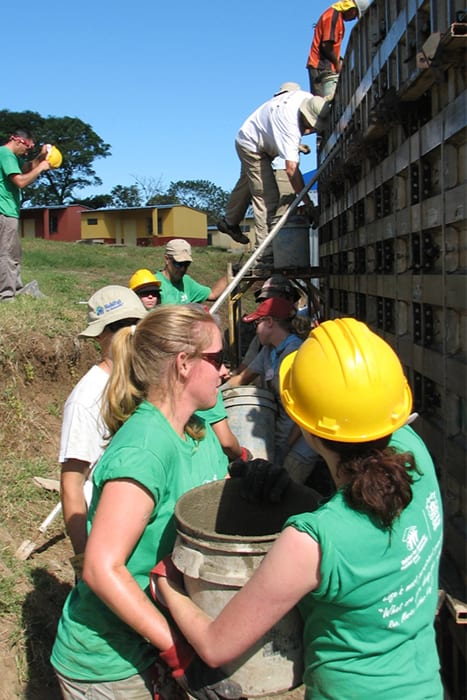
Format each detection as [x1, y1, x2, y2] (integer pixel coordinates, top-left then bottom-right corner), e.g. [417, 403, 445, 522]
[306, 0, 370, 97]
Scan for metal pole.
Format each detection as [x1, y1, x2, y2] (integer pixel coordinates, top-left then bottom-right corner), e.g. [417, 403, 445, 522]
[210, 163, 325, 315]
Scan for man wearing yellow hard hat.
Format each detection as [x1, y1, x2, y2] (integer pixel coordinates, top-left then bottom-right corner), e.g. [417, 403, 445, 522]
[306, 0, 371, 97]
[0, 129, 52, 301]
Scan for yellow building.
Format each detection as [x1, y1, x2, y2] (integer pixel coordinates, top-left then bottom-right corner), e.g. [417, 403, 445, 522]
[80, 204, 207, 247]
[208, 212, 255, 251]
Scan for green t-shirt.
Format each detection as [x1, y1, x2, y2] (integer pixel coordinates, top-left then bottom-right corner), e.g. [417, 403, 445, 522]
[286, 426, 443, 699]
[157, 270, 211, 304]
[0, 146, 22, 218]
[51, 401, 228, 682]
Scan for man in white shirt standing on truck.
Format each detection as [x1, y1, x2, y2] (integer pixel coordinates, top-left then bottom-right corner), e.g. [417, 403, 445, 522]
[217, 90, 327, 273]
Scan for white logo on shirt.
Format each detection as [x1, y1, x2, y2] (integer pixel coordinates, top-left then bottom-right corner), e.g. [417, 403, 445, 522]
[425, 491, 441, 531]
[403, 526, 419, 551]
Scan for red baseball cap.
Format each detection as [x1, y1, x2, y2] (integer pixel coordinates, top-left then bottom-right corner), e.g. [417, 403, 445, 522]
[243, 297, 296, 323]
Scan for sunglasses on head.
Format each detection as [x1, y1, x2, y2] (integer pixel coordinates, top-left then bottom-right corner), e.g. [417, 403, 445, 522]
[199, 349, 224, 371]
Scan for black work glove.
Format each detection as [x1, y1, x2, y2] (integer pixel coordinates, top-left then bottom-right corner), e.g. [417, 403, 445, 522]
[228, 458, 291, 503]
[160, 643, 243, 700]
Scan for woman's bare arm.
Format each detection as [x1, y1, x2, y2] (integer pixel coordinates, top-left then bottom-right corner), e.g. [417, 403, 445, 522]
[160, 525, 321, 667]
[83, 479, 176, 651]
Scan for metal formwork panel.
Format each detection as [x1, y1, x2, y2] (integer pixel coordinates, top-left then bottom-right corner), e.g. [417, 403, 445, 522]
[317, 0, 467, 591]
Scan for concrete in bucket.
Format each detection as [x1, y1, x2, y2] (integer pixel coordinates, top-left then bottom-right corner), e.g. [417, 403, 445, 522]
[221, 386, 277, 461]
[173, 479, 320, 696]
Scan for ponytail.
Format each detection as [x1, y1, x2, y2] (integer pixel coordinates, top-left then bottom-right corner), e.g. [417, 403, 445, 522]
[102, 326, 144, 436]
[322, 436, 419, 529]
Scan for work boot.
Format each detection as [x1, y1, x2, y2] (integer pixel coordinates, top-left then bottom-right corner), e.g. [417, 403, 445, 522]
[217, 218, 250, 245]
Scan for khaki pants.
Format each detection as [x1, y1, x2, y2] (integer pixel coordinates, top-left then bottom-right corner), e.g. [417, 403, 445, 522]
[225, 142, 279, 253]
[56, 667, 154, 700]
[0, 214, 22, 300]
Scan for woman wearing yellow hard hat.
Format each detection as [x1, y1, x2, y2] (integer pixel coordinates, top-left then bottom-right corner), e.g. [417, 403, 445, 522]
[129, 268, 161, 310]
[156, 318, 444, 699]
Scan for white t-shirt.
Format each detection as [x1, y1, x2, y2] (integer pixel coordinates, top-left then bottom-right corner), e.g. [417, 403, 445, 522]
[59, 364, 109, 502]
[236, 90, 310, 163]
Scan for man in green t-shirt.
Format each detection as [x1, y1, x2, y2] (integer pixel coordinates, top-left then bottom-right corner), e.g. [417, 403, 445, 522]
[0, 129, 51, 301]
[158, 238, 228, 304]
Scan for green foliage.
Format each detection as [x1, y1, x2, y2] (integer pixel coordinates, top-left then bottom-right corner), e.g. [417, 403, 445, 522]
[0, 109, 111, 206]
[75, 185, 143, 209]
[75, 193, 113, 209]
[110, 184, 142, 207]
[146, 191, 179, 205]
[165, 179, 229, 223]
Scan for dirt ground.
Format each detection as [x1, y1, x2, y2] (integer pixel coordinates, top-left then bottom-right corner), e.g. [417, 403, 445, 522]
[0, 335, 98, 700]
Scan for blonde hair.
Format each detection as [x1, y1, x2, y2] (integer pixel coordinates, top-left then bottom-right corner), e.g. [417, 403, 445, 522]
[103, 304, 218, 437]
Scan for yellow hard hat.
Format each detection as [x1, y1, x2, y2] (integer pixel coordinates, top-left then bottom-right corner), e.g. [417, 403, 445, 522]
[129, 269, 161, 292]
[279, 318, 412, 443]
[46, 144, 63, 168]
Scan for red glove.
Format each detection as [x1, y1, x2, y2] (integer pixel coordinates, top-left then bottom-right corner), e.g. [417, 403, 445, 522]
[160, 638, 195, 679]
[149, 555, 183, 606]
[160, 638, 243, 700]
[239, 446, 253, 462]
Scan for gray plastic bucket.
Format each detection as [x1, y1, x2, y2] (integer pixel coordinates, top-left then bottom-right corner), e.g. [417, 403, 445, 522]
[272, 216, 310, 270]
[321, 73, 339, 99]
[173, 479, 318, 696]
[221, 386, 277, 460]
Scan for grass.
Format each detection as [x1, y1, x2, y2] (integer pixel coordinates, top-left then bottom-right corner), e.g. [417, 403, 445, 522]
[1, 239, 239, 335]
[0, 238, 243, 698]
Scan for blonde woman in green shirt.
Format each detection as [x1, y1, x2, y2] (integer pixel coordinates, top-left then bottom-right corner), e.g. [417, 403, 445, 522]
[51, 305, 241, 700]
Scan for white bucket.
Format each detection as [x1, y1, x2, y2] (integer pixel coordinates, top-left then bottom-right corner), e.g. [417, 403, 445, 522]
[221, 386, 277, 460]
[173, 479, 316, 696]
[321, 73, 339, 99]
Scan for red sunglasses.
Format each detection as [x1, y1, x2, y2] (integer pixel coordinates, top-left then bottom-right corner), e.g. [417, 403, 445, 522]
[199, 350, 224, 371]
[11, 136, 34, 149]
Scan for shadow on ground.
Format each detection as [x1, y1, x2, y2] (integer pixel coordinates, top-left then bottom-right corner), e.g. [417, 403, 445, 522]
[22, 568, 72, 700]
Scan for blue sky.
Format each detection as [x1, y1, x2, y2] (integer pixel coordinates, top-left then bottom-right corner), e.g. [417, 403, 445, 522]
[6, 0, 355, 197]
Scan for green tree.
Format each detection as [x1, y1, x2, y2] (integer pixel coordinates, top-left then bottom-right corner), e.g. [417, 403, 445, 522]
[109, 184, 142, 207]
[0, 110, 111, 206]
[146, 191, 180, 206]
[165, 180, 229, 223]
[76, 194, 114, 209]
